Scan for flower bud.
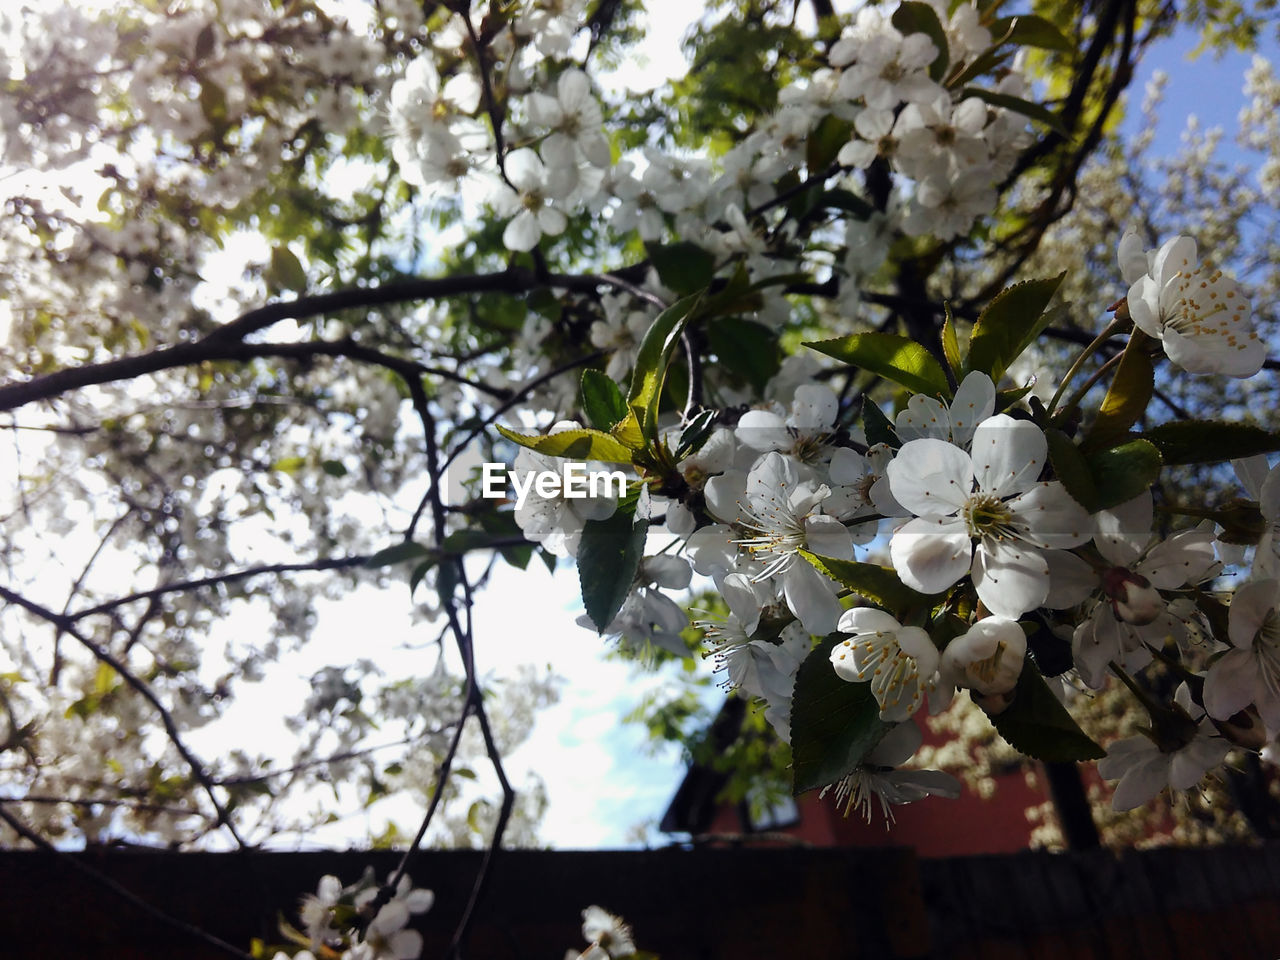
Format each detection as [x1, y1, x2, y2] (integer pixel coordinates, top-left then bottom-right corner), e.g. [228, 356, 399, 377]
[1102, 567, 1164, 626]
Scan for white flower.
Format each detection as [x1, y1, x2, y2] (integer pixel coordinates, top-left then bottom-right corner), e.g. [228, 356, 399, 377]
[1097, 684, 1232, 811]
[822, 720, 961, 823]
[510, 422, 620, 557]
[832, 12, 942, 110]
[299, 874, 342, 949]
[886, 414, 1092, 618]
[491, 147, 575, 252]
[578, 556, 692, 657]
[894, 94, 989, 180]
[831, 607, 939, 721]
[935, 616, 1026, 713]
[580, 905, 635, 958]
[1229, 454, 1280, 577]
[894, 371, 995, 448]
[736, 384, 839, 461]
[1204, 577, 1280, 731]
[528, 69, 611, 167]
[1120, 231, 1265, 377]
[734, 452, 848, 633]
[1051, 491, 1219, 689]
[902, 167, 996, 240]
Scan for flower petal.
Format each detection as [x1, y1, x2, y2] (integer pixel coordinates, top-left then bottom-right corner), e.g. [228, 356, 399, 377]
[889, 515, 972, 594]
[970, 414, 1046, 497]
[972, 539, 1049, 618]
[886, 438, 972, 516]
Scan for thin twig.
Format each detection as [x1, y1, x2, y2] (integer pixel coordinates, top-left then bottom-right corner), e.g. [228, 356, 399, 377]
[0, 584, 247, 848]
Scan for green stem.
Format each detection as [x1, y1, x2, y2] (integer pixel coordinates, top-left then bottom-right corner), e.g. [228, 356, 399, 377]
[1047, 316, 1130, 417]
[1055, 351, 1124, 422]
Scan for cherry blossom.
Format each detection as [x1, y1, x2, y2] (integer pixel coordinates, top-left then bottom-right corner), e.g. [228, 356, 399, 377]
[1119, 231, 1266, 377]
[886, 414, 1092, 617]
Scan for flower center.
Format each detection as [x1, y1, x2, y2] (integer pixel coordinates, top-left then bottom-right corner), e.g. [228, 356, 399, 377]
[963, 493, 1016, 540]
[966, 640, 1009, 686]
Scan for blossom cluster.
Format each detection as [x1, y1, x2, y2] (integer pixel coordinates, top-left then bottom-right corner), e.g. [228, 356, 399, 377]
[501, 221, 1277, 821]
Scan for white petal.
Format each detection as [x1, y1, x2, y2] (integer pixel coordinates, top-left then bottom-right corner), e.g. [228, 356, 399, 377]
[537, 206, 567, 237]
[889, 515, 972, 594]
[1117, 230, 1149, 285]
[790, 384, 839, 433]
[502, 210, 541, 252]
[895, 394, 949, 442]
[897, 624, 940, 676]
[805, 514, 853, 559]
[838, 606, 903, 636]
[1234, 455, 1270, 500]
[1202, 649, 1256, 721]
[1111, 752, 1169, 810]
[503, 147, 544, 191]
[784, 560, 841, 635]
[970, 414, 1046, 497]
[1093, 490, 1152, 566]
[1228, 578, 1280, 648]
[557, 68, 592, 110]
[886, 437, 973, 516]
[972, 539, 1049, 618]
[864, 718, 923, 766]
[947, 372, 996, 447]
[1010, 482, 1091, 550]
[1043, 549, 1098, 608]
[736, 409, 791, 451]
[828, 447, 867, 485]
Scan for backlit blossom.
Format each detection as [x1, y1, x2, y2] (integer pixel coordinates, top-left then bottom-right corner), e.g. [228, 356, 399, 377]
[1119, 231, 1265, 377]
[1098, 684, 1232, 811]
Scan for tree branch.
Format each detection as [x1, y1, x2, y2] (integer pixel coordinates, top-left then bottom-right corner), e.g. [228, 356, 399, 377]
[0, 584, 248, 848]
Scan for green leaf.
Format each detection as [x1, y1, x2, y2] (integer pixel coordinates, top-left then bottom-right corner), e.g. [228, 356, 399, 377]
[495, 424, 635, 465]
[193, 22, 217, 60]
[891, 1, 950, 82]
[966, 273, 1066, 383]
[799, 551, 941, 614]
[1088, 439, 1163, 510]
[267, 244, 307, 293]
[708, 317, 779, 393]
[1139, 421, 1280, 466]
[805, 332, 950, 397]
[989, 662, 1105, 761]
[942, 303, 963, 376]
[580, 369, 628, 431]
[1045, 428, 1099, 513]
[271, 455, 307, 474]
[578, 493, 649, 632]
[364, 541, 433, 568]
[815, 187, 876, 219]
[321, 459, 348, 478]
[947, 45, 1014, 88]
[989, 14, 1072, 51]
[627, 295, 702, 443]
[675, 409, 717, 458]
[409, 558, 436, 597]
[1084, 347, 1153, 451]
[961, 87, 1070, 138]
[791, 635, 893, 795]
[806, 113, 853, 173]
[862, 398, 899, 448]
[645, 241, 716, 295]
